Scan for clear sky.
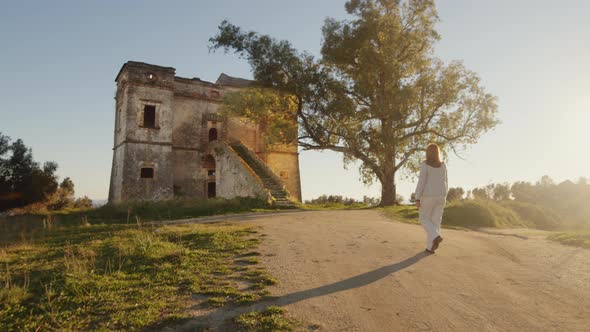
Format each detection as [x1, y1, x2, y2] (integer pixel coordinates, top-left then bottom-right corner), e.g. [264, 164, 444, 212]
[1, 0, 589, 201]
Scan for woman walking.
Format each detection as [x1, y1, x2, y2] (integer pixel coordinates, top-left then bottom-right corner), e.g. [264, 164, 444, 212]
[414, 143, 448, 254]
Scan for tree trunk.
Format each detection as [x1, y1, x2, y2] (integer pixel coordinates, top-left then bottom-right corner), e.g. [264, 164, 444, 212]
[380, 169, 397, 206]
[379, 117, 397, 206]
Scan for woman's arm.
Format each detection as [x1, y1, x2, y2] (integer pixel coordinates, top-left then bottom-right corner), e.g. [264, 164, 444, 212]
[414, 163, 428, 202]
[444, 163, 448, 195]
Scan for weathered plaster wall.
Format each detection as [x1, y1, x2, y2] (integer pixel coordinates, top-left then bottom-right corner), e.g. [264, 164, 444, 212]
[108, 144, 126, 203]
[215, 144, 269, 201]
[121, 143, 173, 201]
[227, 117, 260, 153]
[265, 150, 302, 202]
[114, 84, 128, 146]
[172, 97, 204, 149]
[172, 149, 203, 198]
[124, 84, 174, 144]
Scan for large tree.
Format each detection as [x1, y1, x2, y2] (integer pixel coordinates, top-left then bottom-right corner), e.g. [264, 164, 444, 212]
[0, 133, 59, 211]
[210, 0, 499, 205]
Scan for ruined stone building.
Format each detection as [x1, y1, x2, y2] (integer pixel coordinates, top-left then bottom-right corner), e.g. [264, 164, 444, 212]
[108, 61, 301, 206]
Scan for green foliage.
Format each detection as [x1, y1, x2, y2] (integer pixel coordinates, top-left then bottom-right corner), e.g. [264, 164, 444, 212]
[499, 200, 561, 230]
[384, 192, 585, 231]
[0, 223, 272, 330]
[442, 199, 530, 228]
[303, 202, 370, 210]
[305, 194, 362, 205]
[446, 187, 464, 202]
[383, 202, 533, 230]
[303, 194, 377, 209]
[471, 183, 510, 201]
[4, 197, 271, 231]
[221, 88, 299, 146]
[90, 197, 271, 223]
[210, 0, 499, 206]
[0, 133, 60, 211]
[547, 231, 590, 249]
[381, 205, 420, 224]
[233, 306, 299, 332]
[470, 176, 590, 227]
[492, 183, 511, 201]
[46, 177, 76, 210]
[511, 177, 590, 227]
[73, 196, 93, 209]
[471, 185, 492, 200]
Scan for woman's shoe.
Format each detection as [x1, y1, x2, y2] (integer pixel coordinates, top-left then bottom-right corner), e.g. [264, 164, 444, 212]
[432, 236, 443, 251]
[425, 248, 435, 254]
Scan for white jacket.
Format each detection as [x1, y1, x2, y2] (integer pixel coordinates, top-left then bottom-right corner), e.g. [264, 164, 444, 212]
[414, 162, 448, 200]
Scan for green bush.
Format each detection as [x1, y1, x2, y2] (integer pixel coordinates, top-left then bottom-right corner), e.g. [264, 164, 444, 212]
[381, 205, 419, 224]
[499, 200, 561, 230]
[547, 231, 590, 249]
[443, 199, 530, 228]
[303, 202, 369, 210]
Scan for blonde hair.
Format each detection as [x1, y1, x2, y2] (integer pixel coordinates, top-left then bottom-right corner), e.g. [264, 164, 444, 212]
[425, 143, 442, 168]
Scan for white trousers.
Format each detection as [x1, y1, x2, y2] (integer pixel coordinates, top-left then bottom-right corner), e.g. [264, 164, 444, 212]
[419, 196, 446, 250]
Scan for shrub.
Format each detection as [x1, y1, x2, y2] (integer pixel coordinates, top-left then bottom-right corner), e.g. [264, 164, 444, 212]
[499, 200, 561, 230]
[547, 231, 590, 249]
[446, 187, 464, 202]
[443, 199, 529, 228]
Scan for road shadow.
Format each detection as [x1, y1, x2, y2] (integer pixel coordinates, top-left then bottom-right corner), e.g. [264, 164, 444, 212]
[169, 251, 430, 331]
[267, 251, 429, 306]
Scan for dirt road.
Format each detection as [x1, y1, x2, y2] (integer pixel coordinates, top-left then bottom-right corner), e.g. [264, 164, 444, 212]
[188, 210, 590, 331]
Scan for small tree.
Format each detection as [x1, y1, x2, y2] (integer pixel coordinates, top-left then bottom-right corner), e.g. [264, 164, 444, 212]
[492, 183, 511, 201]
[0, 134, 59, 211]
[446, 187, 464, 202]
[74, 196, 93, 209]
[472, 187, 491, 200]
[511, 181, 535, 202]
[48, 177, 76, 210]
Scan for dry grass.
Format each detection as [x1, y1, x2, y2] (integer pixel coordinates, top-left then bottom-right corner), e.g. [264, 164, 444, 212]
[0, 221, 280, 330]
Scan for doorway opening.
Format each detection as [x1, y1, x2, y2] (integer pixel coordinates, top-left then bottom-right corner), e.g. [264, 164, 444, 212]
[203, 154, 216, 199]
[207, 182, 216, 198]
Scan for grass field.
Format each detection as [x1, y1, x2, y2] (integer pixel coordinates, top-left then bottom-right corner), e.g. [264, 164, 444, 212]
[382, 200, 545, 230]
[4, 197, 272, 225]
[0, 220, 283, 330]
[380, 204, 467, 230]
[232, 306, 302, 331]
[302, 202, 371, 210]
[547, 231, 590, 249]
[383, 202, 590, 250]
[0, 197, 279, 244]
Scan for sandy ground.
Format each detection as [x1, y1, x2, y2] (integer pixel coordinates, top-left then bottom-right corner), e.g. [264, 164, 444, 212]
[182, 210, 590, 331]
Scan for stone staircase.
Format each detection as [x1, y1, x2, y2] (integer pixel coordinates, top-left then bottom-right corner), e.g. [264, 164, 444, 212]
[230, 142, 297, 208]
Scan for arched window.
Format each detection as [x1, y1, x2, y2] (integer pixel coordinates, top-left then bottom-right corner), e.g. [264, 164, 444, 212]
[208, 128, 218, 142]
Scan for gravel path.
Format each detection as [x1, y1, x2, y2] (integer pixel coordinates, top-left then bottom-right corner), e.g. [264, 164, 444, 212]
[183, 209, 590, 331]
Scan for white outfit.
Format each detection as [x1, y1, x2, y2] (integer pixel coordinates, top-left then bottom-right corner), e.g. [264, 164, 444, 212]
[414, 162, 448, 250]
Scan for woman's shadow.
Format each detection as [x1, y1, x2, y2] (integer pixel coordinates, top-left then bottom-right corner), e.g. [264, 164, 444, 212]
[268, 251, 429, 306]
[170, 251, 430, 330]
